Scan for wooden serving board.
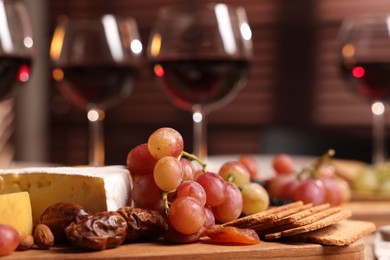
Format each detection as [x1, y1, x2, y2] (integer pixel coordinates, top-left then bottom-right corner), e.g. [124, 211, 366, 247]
[2, 239, 365, 260]
[346, 201, 390, 228]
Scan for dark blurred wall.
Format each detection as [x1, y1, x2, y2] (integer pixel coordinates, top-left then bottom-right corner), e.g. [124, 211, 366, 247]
[40, 0, 390, 165]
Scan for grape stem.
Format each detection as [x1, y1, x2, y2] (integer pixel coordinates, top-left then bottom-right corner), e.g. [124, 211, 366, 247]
[313, 149, 335, 172]
[297, 149, 335, 180]
[180, 151, 207, 171]
[161, 191, 171, 215]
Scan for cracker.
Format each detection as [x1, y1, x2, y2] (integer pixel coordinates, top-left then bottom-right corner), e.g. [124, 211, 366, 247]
[252, 203, 313, 232]
[222, 201, 304, 229]
[288, 206, 342, 228]
[256, 203, 331, 236]
[272, 203, 330, 226]
[288, 220, 376, 246]
[264, 209, 352, 240]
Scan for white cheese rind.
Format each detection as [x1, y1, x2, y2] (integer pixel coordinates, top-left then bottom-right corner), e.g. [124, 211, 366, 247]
[0, 166, 132, 222]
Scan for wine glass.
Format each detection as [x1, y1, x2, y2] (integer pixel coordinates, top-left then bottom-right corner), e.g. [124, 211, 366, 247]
[338, 14, 390, 164]
[0, 0, 33, 100]
[0, 0, 33, 166]
[50, 14, 143, 166]
[147, 3, 253, 161]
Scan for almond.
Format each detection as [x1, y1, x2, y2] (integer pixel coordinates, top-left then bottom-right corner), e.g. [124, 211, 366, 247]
[34, 224, 54, 249]
[17, 234, 34, 251]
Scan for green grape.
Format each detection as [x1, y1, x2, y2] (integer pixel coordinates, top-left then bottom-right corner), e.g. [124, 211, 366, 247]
[241, 182, 269, 215]
[378, 179, 390, 195]
[353, 166, 378, 193]
[375, 162, 390, 182]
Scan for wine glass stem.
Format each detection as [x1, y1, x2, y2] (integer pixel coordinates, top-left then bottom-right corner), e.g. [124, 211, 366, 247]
[372, 100, 386, 164]
[88, 108, 105, 166]
[192, 105, 207, 162]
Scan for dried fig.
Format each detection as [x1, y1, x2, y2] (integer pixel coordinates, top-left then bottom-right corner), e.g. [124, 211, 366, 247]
[117, 206, 168, 242]
[36, 202, 90, 244]
[65, 211, 127, 251]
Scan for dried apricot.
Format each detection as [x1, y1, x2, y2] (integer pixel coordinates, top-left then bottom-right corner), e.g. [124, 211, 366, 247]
[205, 226, 261, 245]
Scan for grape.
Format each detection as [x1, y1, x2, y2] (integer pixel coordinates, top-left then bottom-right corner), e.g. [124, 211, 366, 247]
[241, 182, 269, 215]
[148, 127, 184, 160]
[176, 180, 206, 206]
[168, 197, 206, 235]
[131, 174, 164, 214]
[272, 154, 295, 175]
[194, 170, 204, 180]
[153, 156, 183, 192]
[212, 182, 243, 223]
[379, 179, 390, 195]
[376, 163, 390, 182]
[219, 161, 251, 189]
[197, 172, 227, 207]
[266, 174, 295, 198]
[277, 177, 299, 200]
[293, 179, 325, 205]
[353, 167, 378, 192]
[180, 158, 195, 181]
[164, 225, 204, 244]
[317, 164, 336, 179]
[238, 155, 258, 179]
[203, 207, 215, 229]
[127, 143, 157, 176]
[0, 224, 20, 256]
[322, 177, 351, 206]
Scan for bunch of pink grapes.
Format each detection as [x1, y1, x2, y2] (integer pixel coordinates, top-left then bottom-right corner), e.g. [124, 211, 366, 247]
[126, 127, 268, 241]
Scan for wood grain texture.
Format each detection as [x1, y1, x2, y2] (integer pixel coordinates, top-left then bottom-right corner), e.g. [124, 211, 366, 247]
[2, 239, 365, 260]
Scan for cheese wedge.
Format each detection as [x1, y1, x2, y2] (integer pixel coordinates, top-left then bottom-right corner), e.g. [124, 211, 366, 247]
[0, 191, 33, 235]
[0, 166, 132, 222]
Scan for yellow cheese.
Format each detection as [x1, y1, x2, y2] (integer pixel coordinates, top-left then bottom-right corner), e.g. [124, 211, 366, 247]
[0, 191, 33, 236]
[0, 166, 132, 222]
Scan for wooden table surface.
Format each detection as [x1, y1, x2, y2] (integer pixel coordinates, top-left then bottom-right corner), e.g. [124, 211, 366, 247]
[346, 200, 390, 260]
[2, 238, 366, 260]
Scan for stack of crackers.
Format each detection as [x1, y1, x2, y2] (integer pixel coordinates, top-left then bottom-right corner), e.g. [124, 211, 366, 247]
[223, 201, 376, 246]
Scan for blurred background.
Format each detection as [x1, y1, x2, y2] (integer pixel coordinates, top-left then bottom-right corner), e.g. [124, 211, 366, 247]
[10, 0, 390, 166]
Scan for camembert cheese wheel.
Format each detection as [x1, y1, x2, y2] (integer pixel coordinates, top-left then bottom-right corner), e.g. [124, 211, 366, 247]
[0, 166, 132, 222]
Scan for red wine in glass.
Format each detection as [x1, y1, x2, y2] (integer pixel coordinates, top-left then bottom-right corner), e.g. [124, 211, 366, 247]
[341, 62, 390, 101]
[51, 14, 142, 166]
[53, 64, 138, 111]
[152, 58, 249, 111]
[148, 3, 253, 160]
[0, 56, 32, 100]
[338, 15, 390, 164]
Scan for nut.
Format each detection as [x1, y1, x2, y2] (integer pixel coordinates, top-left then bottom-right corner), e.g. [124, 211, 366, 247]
[16, 234, 34, 251]
[34, 224, 54, 249]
